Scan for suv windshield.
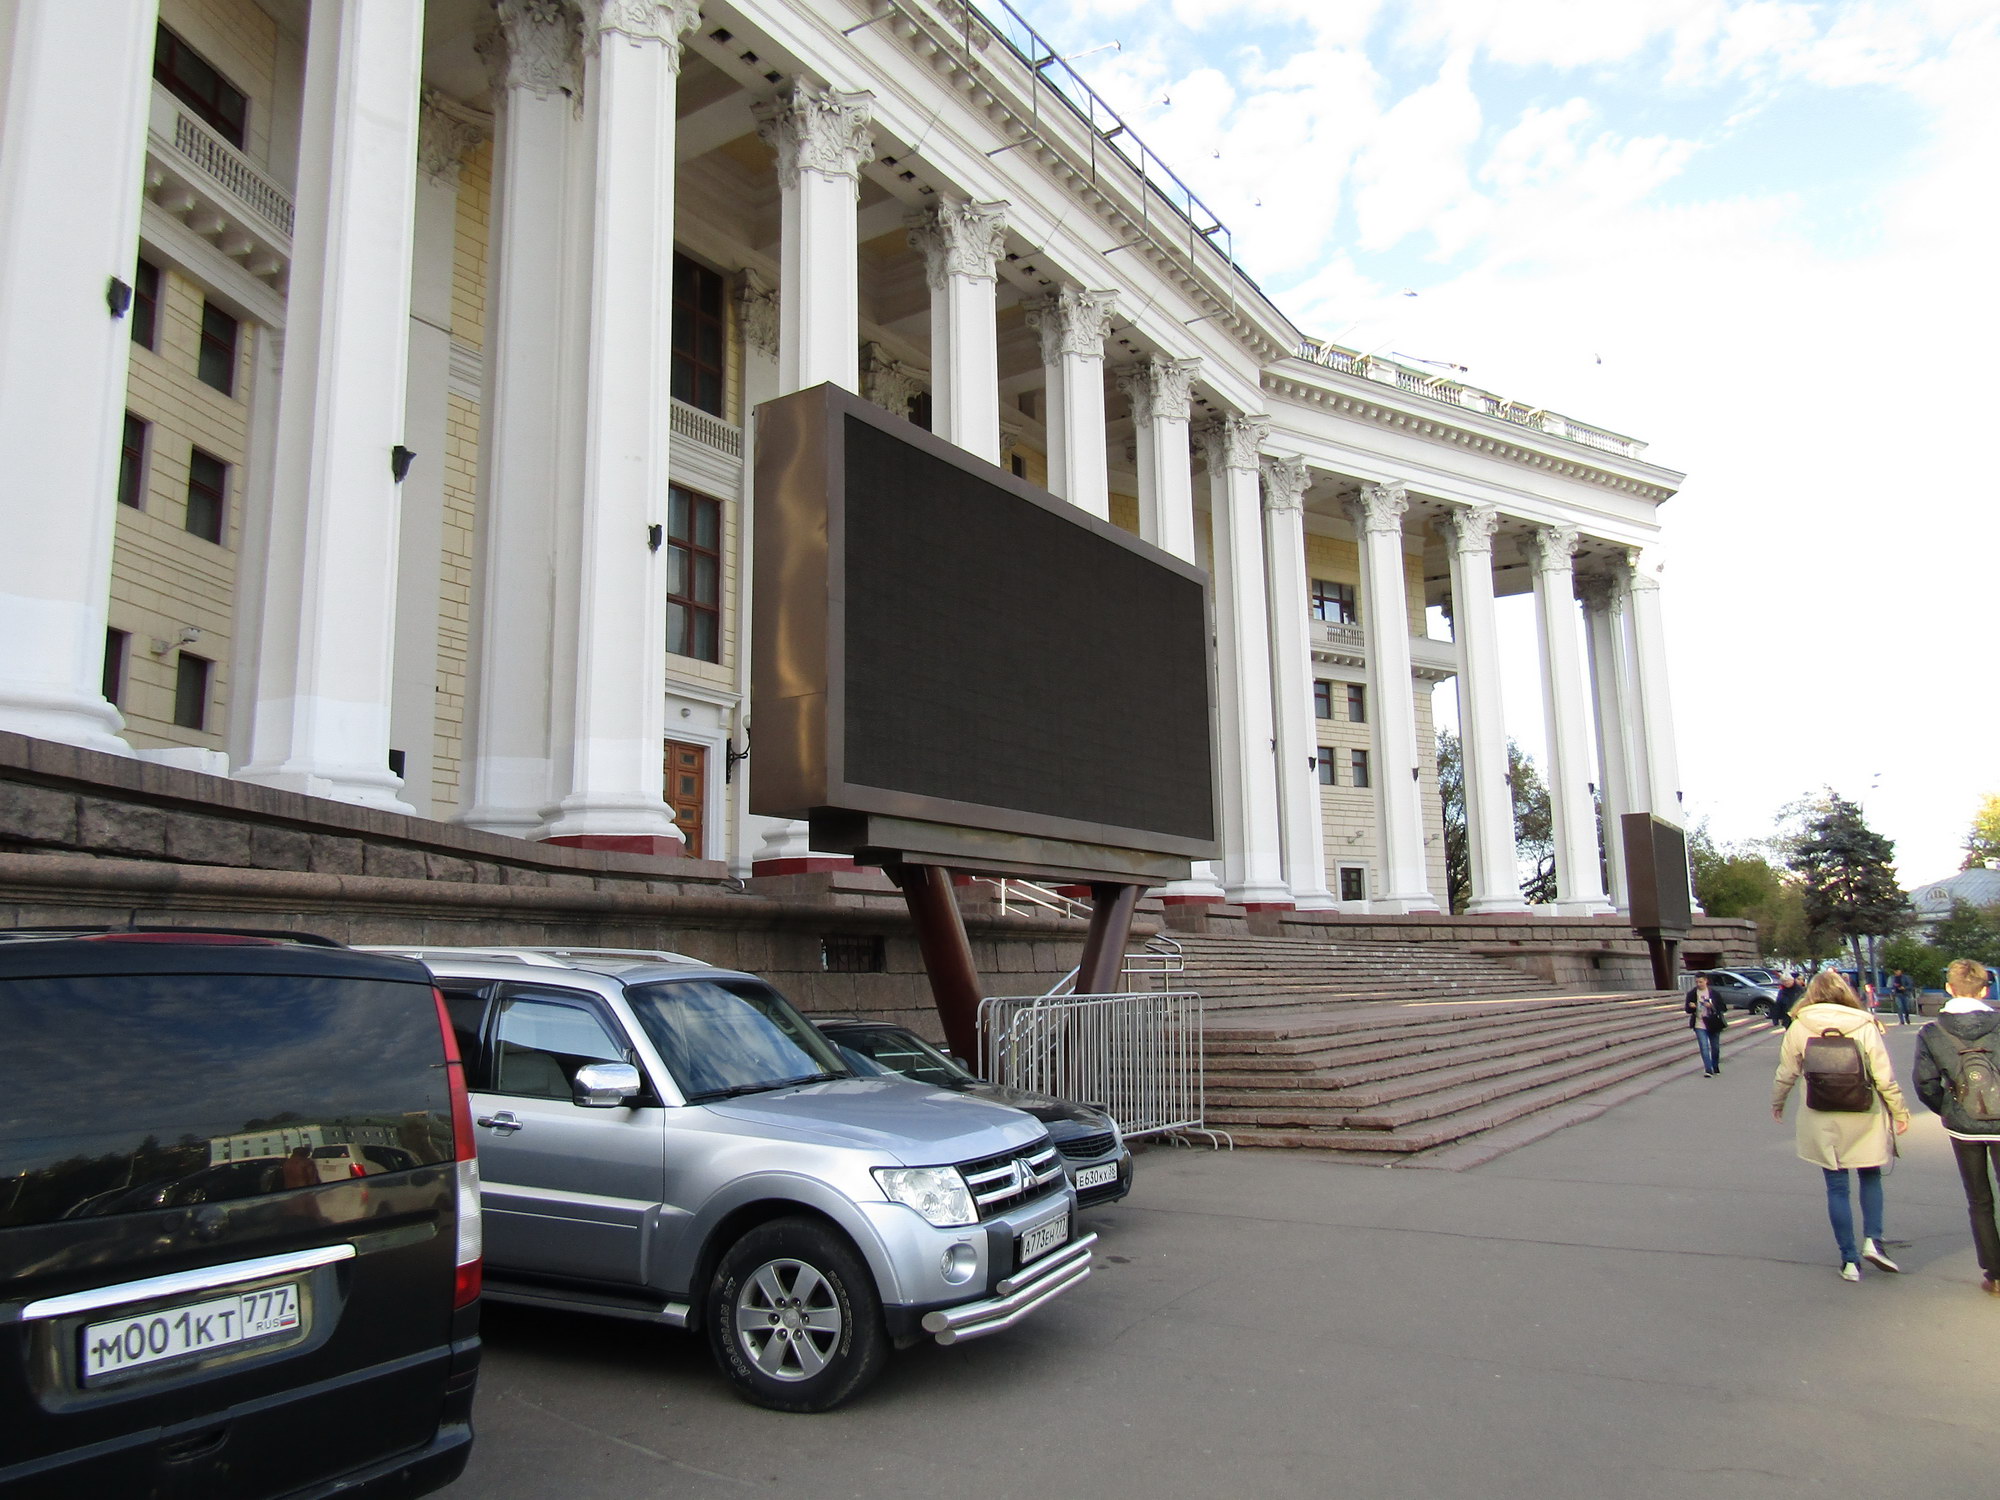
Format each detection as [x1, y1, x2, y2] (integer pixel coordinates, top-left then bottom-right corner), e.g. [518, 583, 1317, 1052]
[834, 1027, 974, 1088]
[628, 978, 851, 1102]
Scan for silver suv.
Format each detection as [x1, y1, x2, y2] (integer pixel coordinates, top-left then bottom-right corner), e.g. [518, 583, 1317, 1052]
[368, 947, 1093, 1412]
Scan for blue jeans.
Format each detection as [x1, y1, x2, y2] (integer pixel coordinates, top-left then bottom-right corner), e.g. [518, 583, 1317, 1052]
[1695, 1029, 1720, 1073]
[1823, 1167, 1885, 1264]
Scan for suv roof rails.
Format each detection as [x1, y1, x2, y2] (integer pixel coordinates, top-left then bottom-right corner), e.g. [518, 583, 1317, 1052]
[0, 925, 347, 947]
[359, 945, 705, 969]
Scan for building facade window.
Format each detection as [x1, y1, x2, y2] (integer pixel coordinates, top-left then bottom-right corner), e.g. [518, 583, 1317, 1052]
[1311, 579, 1357, 625]
[102, 630, 128, 707]
[665, 486, 721, 662]
[131, 259, 160, 350]
[198, 301, 238, 395]
[1313, 681, 1332, 719]
[186, 448, 227, 543]
[1316, 752, 1335, 786]
[173, 653, 211, 731]
[118, 415, 149, 510]
[154, 24, 247, 149]
[670, 253, 725, 417]
[1350, 749, 1371, 788]
[1339, 866, 1367, 903]
[1347, 683, 1367, 722]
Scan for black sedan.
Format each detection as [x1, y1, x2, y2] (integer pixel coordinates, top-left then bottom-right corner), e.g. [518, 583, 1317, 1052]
[817, 1019, 1133, 1207]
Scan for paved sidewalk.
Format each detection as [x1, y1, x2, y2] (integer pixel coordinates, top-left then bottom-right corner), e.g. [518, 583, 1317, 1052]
[446, 1021, 2000, 1500]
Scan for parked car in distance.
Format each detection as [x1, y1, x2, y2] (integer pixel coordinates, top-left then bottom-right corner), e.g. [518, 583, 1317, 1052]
[816, 1019, 1132, 1208]
[368, 946, 1094, 1413]
[0, 927, 481, 1500]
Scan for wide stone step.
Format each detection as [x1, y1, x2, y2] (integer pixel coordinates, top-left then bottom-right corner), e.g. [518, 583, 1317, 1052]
[1202, 999, 1675, 1065]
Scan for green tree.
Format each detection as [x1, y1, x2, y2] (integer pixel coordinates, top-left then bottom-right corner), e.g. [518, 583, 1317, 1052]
[1880, 934, 1944, 992]
[1927, 898, 2000, 968]
[1787, 792, 1910, 975]
[1964, 793, 2000, 870]
[1435, 730, 1558, 909]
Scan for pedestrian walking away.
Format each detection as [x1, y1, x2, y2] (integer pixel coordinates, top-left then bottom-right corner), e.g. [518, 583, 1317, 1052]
[1772, 969, 1910, 1282]
[1686, 973, 1727, 1077]
[1891, 969, 1916, 1025]
[1912, 957, 2000, 1296]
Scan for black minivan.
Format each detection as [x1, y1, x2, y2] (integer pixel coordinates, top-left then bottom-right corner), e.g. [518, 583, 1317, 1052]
[0, 930, 480, 1498]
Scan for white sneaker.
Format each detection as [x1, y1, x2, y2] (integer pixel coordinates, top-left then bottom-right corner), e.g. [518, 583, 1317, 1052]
[1839, 1263, 1862, 1283]
[1863, 1240, 1902, 1273]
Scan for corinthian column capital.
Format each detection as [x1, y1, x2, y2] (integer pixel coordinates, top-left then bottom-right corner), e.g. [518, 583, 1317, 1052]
[1623, 545, 1664, 593]
[1117, 354, 1200, 425]
[417, 89, 488, 186]
[1196, 413, 1270, 474]
[1259, 454, 1310, 514]
[754, 78, 876, 189]
[1442, 503, 1499, 556]
[1529, 523, 1580, 573]
[908, 200, 1008, 289]
[1345, 483, 1408, 535]
[478, 0, 582, 101]
[590, 0, 701, 53]
[1026, 287, 1118, 365]
[736, 271, 779, 360]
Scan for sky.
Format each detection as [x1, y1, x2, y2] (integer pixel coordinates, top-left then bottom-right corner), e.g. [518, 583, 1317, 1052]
[987, 0, 1999, 886]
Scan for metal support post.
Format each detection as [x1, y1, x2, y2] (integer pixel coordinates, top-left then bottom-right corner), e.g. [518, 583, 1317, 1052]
[888, 862, 985, 1065]
[1075, 882, 1142, 996]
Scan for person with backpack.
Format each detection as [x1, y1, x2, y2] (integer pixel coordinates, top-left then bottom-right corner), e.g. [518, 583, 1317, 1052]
[1772, 968, 1910, 1282]
[1912, 957, 2000, 1295]
[1684, 973, 1727, 1076]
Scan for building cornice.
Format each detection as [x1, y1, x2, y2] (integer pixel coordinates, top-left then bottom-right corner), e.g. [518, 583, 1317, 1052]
[1261, 367, 1683, 504]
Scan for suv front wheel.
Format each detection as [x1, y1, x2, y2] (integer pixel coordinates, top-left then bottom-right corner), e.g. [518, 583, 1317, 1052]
[706, 1217, 888, 1412]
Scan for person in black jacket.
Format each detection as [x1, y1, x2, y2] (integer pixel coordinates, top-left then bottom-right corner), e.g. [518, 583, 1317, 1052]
[1685, 973, 1727, 1077]
[1913, 957, 2000, 1295]
[1770, 972, 1800, 1029]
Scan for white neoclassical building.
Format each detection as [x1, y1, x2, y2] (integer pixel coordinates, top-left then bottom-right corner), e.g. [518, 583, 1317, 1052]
[0, 0, 1687, 918]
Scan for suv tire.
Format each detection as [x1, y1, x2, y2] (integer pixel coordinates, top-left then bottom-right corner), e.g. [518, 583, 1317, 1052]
[706, 1217, 888, 1412]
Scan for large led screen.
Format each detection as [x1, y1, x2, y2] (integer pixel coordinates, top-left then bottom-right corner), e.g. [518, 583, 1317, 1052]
[752, 384, 1217, 877]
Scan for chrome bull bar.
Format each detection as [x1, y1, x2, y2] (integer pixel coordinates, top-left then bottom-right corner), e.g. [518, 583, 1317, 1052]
[920, 1233, 1098, 1345]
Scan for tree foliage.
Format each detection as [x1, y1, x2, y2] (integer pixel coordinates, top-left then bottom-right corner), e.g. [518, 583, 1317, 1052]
[1927, 899, 2000, 969]
[1964, 793, 2000, 871]
[1688, 818, 1824, 959]
[1786, 792, 1909, 967]
[1435, 729, 1556, 909]
[1881, 934, 1945, 992]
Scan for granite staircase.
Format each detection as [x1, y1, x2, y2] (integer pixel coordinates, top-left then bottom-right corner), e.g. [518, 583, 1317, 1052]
[1166, 932, 1772, 1168]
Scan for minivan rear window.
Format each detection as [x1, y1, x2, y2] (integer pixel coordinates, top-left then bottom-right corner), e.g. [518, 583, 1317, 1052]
[0, 975, 451, 1226]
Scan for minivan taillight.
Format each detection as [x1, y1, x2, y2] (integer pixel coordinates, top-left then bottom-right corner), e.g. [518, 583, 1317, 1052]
[432, 986, 482, 1309]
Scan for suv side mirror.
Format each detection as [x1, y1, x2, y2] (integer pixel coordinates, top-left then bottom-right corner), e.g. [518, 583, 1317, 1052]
[573, 1061, 642, 1108]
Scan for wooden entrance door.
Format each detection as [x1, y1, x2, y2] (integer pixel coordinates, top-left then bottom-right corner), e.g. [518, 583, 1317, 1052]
[664, 740, 707, 858]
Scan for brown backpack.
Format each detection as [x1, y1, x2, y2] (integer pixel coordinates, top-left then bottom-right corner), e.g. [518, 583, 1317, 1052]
[1802, 1028, 1873, 1112]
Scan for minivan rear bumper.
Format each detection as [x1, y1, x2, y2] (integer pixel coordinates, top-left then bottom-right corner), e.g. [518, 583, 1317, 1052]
[277, 1418, 472, 1500]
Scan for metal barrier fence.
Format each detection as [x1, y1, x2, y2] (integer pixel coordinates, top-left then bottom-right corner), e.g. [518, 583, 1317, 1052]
[978, 989, 1206, 1140]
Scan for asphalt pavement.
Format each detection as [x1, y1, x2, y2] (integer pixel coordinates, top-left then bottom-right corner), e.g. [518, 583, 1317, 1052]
[443, 1019, 2000, 1499]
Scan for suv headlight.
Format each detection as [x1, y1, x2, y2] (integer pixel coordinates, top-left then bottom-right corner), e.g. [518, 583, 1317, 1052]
[873, 1166, 977, 1227]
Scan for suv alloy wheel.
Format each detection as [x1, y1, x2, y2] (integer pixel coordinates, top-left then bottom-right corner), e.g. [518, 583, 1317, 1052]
[706, 1218, 887, 1412]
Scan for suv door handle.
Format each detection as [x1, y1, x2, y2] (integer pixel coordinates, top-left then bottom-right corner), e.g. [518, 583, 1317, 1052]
[476, 1112, 522, 1134]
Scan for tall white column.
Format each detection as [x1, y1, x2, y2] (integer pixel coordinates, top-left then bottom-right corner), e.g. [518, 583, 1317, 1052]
[909, 200, 1005, 461]
[1444, 505, 1526, 914]
[395, 94, 485, 817]
[1261, 456, 1335, 909]
[1623, 546, 1683, 824]
[1117, 355, 1201, 563]
[1027, 288, 1117, 519]
[460, 0, 586, 837]
[756, 79, 873, 396]
[1529, 524, 1612, 914]
[239, 0, 424, 811]
[1346, 484, 1436, 913]
[1578, 573, 1633, 910]
[0, 0, 159, 755]
[1198, 415, 1288, 907]
[538, 0, 701, 852]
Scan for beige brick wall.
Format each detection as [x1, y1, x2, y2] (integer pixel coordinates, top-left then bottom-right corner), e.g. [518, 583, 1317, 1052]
[112, 264, 253, 751]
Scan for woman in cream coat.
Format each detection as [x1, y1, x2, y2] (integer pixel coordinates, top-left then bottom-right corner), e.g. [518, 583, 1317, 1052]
[1773, 969, 1910, 1281]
